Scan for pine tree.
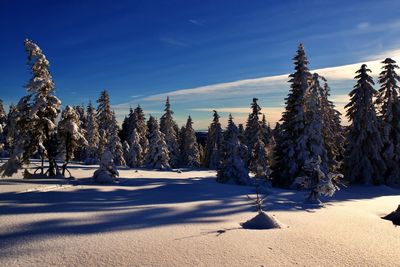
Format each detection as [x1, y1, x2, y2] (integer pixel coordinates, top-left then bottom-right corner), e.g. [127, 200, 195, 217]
[217, 114, 250, 184]
[58, 106, 87, 176]
[260, 114, 273, 146]
[0, 99, 7, 155]
[376, 58, 400, 185]
[272, 43, 312, 187]
[344, 64, 386, 184]
[133, 105, 148, 163]
[249, 135, 270, 180]
[205, 110, 223, 169]
[120, 108, 134, 144]
[145, 116, 170, 170]
[96, 90, 113, 132]
[127, 129, 143, 167]
[122, 141, 130, 164]
[182, 116, 200, 168]
[0, 96, 35, 177]
[0, 39, 62, 177]
[319, 81, 345, 170]
[160, 97, 181, 168]
[109, 112, 126, 166]
[84, 101, 100, 164]
[72, 104, 87, 161]
[245, 98, 262, 162]
[298, 73, 329, 173]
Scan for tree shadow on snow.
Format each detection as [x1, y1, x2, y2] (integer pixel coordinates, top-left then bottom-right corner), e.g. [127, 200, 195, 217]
[0, 175, 399, 257]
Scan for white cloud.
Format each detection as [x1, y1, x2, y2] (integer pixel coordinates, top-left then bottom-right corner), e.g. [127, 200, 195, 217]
[112, 48, 400, 129]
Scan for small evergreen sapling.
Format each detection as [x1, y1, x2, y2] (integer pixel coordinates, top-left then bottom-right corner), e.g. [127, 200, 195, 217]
[93, 149, 119, 183]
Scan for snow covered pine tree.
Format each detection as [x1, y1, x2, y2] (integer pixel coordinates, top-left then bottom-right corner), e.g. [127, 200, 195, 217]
[204, 110, 223, 169]
[160, 97, 181, 168]
[145, 116, 170, 170]
[375, 58, 400, 186]
[217, 114, 250, 185]
[182, 116, 200, 168]
[84, 101, 100, 164]
[344, 64, 386, 184]
[58, 106, 88, 176]
[0, 39, 61, 177]
[272, 43, 313, 187]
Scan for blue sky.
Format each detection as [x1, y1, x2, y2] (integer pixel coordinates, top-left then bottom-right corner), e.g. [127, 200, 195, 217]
[1, 0, 400, 129]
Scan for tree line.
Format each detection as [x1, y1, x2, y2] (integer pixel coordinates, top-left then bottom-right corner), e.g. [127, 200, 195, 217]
[0, 40, 399, 200]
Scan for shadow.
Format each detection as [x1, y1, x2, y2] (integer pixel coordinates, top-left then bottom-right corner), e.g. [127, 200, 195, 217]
[1, 174, 399, 257]
[0, 176, 252, 255]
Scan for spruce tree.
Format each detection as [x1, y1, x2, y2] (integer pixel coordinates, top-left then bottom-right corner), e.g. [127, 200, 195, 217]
[260, 114, 273, 146]
[344, 64, 386, 184]
[217, 114, 250, 184]
[272, 43, 312, 187]
[145, 116, 170, 170]
[300, 73, 329, 173]
[0, 39, 62, 177]
[204, 110, 223, 169]
[0, 96, 35, 177]
[133, 105, 148, 163]
[245, 98, 262, 162]
[319, 81, 345, 170]
[127, 129, 143, 167]
[58, 106, 87, 176]
[84, 101, 100, 164]
[182, 116, 200, 168]
[96, 90, 113, 132]
[120, 108, 134, 144]
[109, 112, 126, 166]
[0, 99, 6, 155]
[376, 58, 400, 185]
[160, 97, 181, 167]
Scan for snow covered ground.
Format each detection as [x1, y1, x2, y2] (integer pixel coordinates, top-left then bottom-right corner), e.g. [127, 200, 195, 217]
[0, 163, 399, 266]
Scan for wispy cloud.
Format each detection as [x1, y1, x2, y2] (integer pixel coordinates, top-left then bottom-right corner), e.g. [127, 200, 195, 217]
[188, 19, 204, 27]
[112, 48, 400, 129]
[159, 37, 188, 47]
[357, 22, 370, 30]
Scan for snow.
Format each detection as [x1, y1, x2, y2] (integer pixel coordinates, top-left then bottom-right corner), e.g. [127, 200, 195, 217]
[0, 162, 400, 266]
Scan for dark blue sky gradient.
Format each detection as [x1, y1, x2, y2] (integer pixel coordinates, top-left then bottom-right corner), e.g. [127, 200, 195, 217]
[1, 0, 400, 127]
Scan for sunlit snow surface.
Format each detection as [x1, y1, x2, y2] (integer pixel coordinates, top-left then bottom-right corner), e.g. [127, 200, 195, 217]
[0, 162, 399, 266]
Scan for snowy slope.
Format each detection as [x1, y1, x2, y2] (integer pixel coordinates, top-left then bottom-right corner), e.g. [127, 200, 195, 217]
[0, 163, 399, 266]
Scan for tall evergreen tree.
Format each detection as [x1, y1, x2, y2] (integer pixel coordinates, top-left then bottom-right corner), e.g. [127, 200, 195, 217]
[133, 105, 149, 162]
[145, 116, 170, 170]
[260, 114, 273, 146]
[127, 129, 143, 167]
[1, 40, 62, 176]
[272, 43, 312, 187]
[84, 101, 100, 164]
[109, 112, 126, 166]
[204, 110, 223, 169]
[96, 90, 113, 132]
[245, 98, 261, 160]
[301, 73, 329, 173]
[319, 81, 344, 170]
[160, 97, 181, 167]
[217, 114, 250, 185]
[344, 64, 386, 184]
[376, 58, 400, 185]
[58, 106, 87, 176]
[182, 116, 200, 168]
[120, 108, 134, 144]
[0, 99, 6, 155]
